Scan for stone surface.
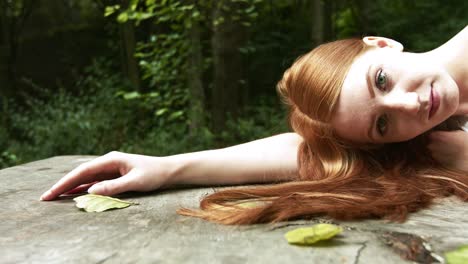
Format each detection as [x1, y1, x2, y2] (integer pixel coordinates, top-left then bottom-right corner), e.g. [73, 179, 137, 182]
[1, 156, 467, 264]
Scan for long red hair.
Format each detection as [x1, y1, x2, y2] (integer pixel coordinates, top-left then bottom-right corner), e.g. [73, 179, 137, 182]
[177, 39, 468, 225]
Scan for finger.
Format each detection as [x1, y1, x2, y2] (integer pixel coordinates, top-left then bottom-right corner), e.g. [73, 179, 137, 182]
[63, 182, 99, 195]
[40, 154, 125, 201]
[87, 169, 141, 196]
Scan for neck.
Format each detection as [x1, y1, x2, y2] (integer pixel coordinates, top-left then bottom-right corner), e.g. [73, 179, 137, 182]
[428, 26, 468, 115]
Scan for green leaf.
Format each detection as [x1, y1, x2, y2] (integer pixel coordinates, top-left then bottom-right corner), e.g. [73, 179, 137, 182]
[130, 0, 139, 11]
[117, 12, 129, 23]
[145, 0, 155, 6]
[445, 245, 468, 264]
[74, 194, 138, 212]
[169, 110, 184, 120]
[104, 5, 120, 17]
[123, 91, 141, 100]
[155, 108, 168, 116]
[285, 224, 343, 245]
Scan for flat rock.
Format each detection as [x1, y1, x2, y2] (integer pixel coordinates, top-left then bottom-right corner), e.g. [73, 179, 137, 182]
[1, 156, 467, 264]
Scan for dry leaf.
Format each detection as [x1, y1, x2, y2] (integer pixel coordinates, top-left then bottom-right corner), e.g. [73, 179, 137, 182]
[74, 194, 138, 212]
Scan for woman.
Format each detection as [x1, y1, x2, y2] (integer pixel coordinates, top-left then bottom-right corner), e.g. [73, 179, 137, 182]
[40, 26, 468, 225]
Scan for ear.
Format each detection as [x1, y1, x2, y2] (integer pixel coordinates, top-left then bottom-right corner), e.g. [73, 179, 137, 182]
[362, 36, 403, 51]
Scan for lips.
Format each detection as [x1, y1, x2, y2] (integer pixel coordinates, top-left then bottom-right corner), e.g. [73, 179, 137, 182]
[429, 85, 440, 119]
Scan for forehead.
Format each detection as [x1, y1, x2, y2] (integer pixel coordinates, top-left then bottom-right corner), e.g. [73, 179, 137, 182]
[331, 49, 381, 142]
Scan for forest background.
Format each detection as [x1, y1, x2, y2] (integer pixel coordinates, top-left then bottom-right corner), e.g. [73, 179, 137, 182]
[0, 0, 467, 169]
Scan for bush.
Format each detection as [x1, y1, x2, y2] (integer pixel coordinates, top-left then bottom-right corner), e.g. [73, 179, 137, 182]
[4, 58, 137, 164]
[1, 56, 289, 169]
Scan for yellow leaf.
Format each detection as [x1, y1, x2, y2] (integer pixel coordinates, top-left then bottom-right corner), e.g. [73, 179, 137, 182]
[74, 194, 138, 212]
[445, 245, 468, 264]
[285, 223, 343, 245]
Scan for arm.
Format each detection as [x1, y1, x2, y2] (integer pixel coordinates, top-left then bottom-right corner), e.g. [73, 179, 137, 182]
[167, 132, 302, 186]
[40, 133, 302, 200]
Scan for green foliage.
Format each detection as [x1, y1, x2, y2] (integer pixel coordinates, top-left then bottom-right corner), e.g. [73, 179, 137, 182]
[335, 0, 468, 51]
[0, 151, 19, 169]
[1, 56, 284, 166]
[2, 0, 32, 18]
[105, 0, 206, 134]
[104, 0, 265, 132]
[2, 0, 466, 169]
[221, 99, 288, 146]
[5, 58, 135, 163]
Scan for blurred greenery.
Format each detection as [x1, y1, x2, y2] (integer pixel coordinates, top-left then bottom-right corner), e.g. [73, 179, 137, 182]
[0, 0, 466, 168]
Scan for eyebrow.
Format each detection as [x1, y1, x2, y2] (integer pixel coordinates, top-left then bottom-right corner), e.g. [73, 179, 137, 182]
[366, 64, 375, 142]
[366, 64, 375, 98]
[367, 113, 376, 142]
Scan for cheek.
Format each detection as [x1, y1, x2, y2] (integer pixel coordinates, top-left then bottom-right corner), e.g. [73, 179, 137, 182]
[393, 119, 428, 141]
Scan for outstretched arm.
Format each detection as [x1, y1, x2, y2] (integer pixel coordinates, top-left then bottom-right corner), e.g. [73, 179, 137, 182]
[40, 133, 302, 200]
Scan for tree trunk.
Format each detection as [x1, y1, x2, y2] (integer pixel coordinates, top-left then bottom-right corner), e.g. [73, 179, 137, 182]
[187, 14, 206, 136]
[119, 0, 140, 91]
[323, 0, 334, 41]
[310, 0, 324, 47]
[0, 2, 9, 92]
[352, 0, 371, 35]
[211, 0, 245, 133]
[0, 11, 9, 130]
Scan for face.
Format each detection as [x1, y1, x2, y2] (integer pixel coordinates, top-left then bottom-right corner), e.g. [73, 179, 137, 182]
[331, 44, 459, 144]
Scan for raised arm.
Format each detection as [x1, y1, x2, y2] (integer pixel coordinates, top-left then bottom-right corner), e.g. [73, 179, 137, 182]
[40, 133, 302, 201]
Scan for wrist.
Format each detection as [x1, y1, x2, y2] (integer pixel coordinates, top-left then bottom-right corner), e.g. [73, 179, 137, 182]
[160, 153, 194, 187]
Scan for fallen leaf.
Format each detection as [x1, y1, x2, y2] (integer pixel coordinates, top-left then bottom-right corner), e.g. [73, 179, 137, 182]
[445, 245, 468, 264]
[74, 194, 138, 212]
[380, 231, 440, 263]
[285, 223, 343, 245]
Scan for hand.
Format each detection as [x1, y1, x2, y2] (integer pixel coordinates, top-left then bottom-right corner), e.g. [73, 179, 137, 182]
[427, 130, 468, 172]
[40, 151, 174, 201]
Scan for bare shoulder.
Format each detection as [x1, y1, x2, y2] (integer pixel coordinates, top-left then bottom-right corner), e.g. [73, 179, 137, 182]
[460, 25, 468, 40]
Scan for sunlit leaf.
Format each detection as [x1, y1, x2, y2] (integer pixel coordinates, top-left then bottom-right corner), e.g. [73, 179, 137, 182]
[285, 224, 343, 245]
[445, 245, 468, 264]
[74, 194, 138, 212]
[168, 110, 184, 120]
[145, 0, 156, 6]
[123, 91, 141, 100]
[130, 0, 139, 11]
[104, 5, 120, 17]
[117, 12, 129, 23]
[155, 108, 168, 116]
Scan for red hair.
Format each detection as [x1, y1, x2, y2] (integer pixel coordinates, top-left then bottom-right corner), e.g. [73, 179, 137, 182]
[177, 39, 468, 225]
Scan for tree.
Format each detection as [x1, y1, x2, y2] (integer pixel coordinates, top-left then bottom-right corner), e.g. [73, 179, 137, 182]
[187, 1, 206, 135]
[210, 0, 248, 132]
[119, 0, 141, 90]
[0, 0, 34, 96]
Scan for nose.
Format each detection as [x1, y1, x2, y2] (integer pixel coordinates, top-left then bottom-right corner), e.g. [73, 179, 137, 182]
[383, 91, 420, 115]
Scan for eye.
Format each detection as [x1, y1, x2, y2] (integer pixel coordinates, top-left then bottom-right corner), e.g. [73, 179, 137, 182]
[375, 68, 387, 91]
[376, 114, 388, 136]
